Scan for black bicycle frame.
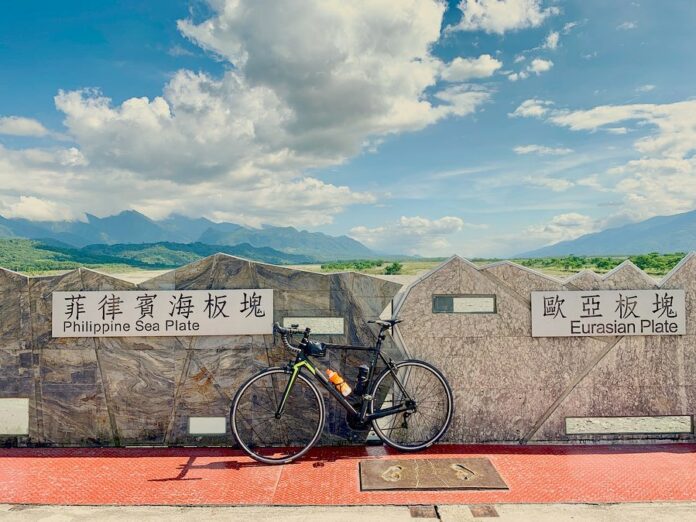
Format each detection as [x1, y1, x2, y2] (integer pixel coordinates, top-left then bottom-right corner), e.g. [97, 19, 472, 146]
[275, 328, 415, 423]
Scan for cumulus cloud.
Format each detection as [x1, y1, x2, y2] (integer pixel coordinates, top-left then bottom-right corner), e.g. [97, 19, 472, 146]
[0, 0, 494, 227]
[513, 98, 696, 221]
[0, 116, 49, 137]
[514, 144, 573, 155]
[525, 212, 596, 243]
[506, 57, 553, 81]
[509, 99, 554, 118]
[528, 58, 553, 74]
[350, 215, 483, 255]
[0, 195, 82, 221]
[449, 0, 560, 34]
[441, 54, 502, 81]
[543, 31, 559, 50]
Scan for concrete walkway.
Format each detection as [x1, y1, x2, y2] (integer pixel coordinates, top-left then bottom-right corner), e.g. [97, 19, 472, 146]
[2, 503, 696, 521]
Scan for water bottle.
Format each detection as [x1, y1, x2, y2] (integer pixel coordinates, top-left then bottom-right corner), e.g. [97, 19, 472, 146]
[326, 369, 352, 397]
[354, 365, 369, 396]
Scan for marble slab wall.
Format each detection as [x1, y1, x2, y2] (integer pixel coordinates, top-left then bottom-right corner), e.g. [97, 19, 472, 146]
[393, 255, 696, 443]
[4, 252, 694, 446]
[0, 255, 402, 446]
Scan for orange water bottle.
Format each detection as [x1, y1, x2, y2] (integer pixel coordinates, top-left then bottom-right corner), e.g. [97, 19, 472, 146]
[326, 369, 352, 397]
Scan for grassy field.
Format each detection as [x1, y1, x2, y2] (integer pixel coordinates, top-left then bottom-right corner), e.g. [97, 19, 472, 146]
[0, 236, 686, 279]
[291, 252, 688, 279]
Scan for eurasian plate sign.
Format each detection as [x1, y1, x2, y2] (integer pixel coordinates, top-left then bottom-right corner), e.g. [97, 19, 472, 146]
[531, 289, 685, 337]
[52, 289, 273, 337]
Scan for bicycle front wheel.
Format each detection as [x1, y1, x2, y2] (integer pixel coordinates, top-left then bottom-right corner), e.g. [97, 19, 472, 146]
[231, 368, 325, 464]
[369, 360, 453, 451]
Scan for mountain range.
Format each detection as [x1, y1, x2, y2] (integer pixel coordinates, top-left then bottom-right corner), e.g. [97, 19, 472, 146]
[520, 209, 696, 257]
[0, 210, 374, 262]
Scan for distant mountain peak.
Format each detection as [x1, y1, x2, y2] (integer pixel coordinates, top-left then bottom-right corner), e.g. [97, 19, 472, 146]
[519, 208, 696, 257]
[0, 210, 379, 261]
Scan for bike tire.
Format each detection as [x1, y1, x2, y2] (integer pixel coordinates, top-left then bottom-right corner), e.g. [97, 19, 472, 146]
[369, 359, 453, 451]
[231, 367, 325, 464]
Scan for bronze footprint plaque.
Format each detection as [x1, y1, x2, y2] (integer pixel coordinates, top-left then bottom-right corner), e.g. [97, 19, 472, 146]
[359, 457, 508, 491]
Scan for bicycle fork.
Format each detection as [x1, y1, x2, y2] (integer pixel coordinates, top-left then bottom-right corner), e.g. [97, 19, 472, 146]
[275, 359, 316, 418]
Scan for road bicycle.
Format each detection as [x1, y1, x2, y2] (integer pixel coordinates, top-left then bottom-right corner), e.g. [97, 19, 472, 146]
[230, 319, 453, 464]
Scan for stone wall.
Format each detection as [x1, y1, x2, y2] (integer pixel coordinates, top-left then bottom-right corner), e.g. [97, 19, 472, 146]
[0, 254, 402, 446]
[2, 252, 694, 447]
[393, 255, 696, 443]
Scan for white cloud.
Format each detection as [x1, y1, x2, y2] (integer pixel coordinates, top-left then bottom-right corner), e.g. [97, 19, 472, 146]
[562, 21, 578, 34]
[0, 116, 49, 137]
[528, 58, 553, 74]
[350, 215, 482, 255]
[509, 99, 554, 118]
[525, 212, 596, 244]
[0, 0, 493, 228]
[0, 196, 82, 221]
[514, 98, 696, 220]
[617, 21, 637, 30]
[433, 85, 491, 117]
[441, 54, 502, 81]
[514, 144, 573, 155]
[449, 0, 560, 35]
[635, 84, 656, 93]
[543, 31, 559, 50]
[506, 58, 553, 81]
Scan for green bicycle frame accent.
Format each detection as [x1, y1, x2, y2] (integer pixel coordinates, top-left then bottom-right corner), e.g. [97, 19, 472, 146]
[276, 359, 316, 417]
[274, 346, 414, 423]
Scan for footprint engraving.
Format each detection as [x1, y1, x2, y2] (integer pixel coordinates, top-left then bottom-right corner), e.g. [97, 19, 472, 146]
[450, 463, 476, 481]
[381, 465, 404, 482]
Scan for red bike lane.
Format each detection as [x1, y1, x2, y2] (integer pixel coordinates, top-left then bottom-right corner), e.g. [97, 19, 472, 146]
[1, 444, 695, 506]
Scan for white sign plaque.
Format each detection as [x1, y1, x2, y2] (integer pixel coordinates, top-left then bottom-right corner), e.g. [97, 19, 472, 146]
[52, 289, 273, 337]
[531, 289, 685, 337]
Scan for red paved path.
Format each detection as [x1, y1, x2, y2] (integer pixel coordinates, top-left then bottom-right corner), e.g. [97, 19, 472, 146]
[1, 444, 695, 506]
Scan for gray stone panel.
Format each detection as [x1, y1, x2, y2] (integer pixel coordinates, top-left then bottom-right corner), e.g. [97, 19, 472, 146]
[3, 251, 694, 447]
[0, 255, 402, 446]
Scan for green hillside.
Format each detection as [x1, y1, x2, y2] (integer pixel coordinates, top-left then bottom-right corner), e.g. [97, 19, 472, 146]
[0, 239, 313, 273]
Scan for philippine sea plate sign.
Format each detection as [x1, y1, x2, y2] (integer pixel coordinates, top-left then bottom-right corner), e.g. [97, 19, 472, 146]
[52, 289, 273, 337]
[359, 458, 508, 491]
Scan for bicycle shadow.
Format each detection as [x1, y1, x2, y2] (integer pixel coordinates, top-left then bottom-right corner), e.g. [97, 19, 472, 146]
[147, 446, 372, 482]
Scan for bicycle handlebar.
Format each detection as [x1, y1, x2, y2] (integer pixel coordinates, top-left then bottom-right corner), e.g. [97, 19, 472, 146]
[274, 322, 303, 353]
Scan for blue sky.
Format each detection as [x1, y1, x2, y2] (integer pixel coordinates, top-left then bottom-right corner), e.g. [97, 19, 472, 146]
[1, 0, 695, 257]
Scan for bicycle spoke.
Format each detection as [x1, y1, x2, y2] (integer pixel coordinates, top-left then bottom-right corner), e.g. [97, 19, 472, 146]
[371, 361, 452, 450]
[232, 369, 324, 463]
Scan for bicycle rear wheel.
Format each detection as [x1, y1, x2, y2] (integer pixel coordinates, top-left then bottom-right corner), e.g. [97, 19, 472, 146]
[369, 360, 453, 451]
[231, 368, 325, 464]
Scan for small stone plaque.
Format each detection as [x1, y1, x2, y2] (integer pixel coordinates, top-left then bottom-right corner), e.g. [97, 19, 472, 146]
[359, 458, 508, 491]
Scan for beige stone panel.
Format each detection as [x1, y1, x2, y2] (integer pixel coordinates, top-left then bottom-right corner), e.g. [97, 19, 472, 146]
[564, 270, 603, 290]
[438, 336, 608, 391]
[600, 262, 658, 290]
[444, 384, 565, 442]
[661, 254, 696, 335]
[482, 262, 565, 300]
[566, 415, 692, 435]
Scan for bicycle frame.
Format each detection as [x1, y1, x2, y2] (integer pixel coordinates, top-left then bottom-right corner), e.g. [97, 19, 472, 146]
[275, 329, 415, 424]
